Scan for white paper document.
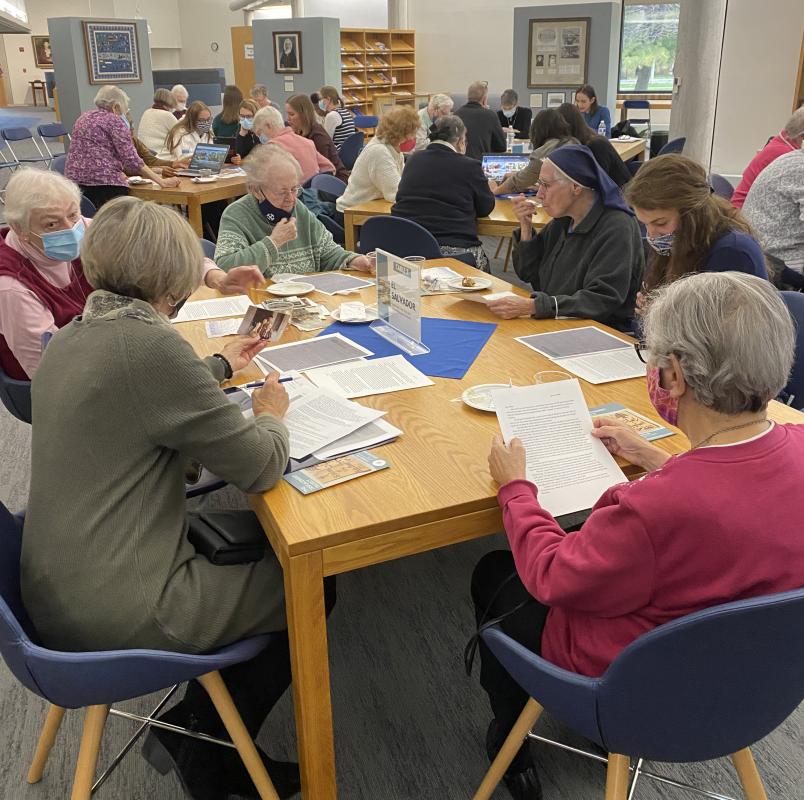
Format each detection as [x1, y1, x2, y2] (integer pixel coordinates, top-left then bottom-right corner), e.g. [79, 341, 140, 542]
[172, 295, 251, 323]
[255, 333, 373, 374]
[300, 272, 374, 295]
[462, 291, 520, 305]
[303, 355, 434, 398]
[283, 384, 386, 459]
[492, 380, 626, 517]
[205, 318, 242, 338]
[516, 326, 645, 384]
[313, 417, 402, 460]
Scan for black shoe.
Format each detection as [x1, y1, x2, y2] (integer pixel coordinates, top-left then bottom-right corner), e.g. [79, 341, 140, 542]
[502, 766, 543, 800]
[222, 747, 300, 799]
[485, 719, 543, 800]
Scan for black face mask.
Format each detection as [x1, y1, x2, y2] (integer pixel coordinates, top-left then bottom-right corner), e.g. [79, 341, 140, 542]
[258, 198, 294, 224]
[169, 296, 189, 320]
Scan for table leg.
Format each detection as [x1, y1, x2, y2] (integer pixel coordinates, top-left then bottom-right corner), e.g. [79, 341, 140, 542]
[187, 198, 204, 237]
[284, 551, 337, 799]
[344, 214, 357, 251]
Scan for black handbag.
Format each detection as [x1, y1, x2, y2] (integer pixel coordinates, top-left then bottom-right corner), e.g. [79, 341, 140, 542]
[187, 512, 266, 566]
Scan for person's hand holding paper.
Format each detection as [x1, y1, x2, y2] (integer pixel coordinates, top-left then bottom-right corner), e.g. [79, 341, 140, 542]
[591, 417, 670, 472]
[487, 294, 535, 319]
[488, 435, 526, 485]
[218, 334, 270, 373]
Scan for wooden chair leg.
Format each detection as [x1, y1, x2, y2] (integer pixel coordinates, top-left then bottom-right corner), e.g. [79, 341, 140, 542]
[198, 671, 279, 800]
[494, 236, 505, 258]
[731, 748, 768, 800]
[27, 704, 66, 783]
[605, 753, 631, 800]
[70, 705, 108, 800]
[503, 238, 513, 272]
[472, 698, 544, 800]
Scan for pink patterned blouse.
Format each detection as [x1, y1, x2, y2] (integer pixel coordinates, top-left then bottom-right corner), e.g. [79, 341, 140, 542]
[65, 108, 144, 187]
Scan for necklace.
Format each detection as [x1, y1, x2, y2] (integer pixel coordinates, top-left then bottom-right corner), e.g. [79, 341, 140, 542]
[692, 419, 771, 450]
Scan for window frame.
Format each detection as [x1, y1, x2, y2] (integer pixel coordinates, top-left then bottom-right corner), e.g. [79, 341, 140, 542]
[617, 0, 679, 96]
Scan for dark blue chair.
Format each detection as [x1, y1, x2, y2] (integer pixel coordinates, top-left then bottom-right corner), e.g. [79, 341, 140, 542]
[0, 362, 32, 423]
[319, 213, 345, 246]
[474, 589, 804, 800]
[310, 173, 348, 198]
[626, 160, 642, 177]
[780, 291, 804, 410]
[0, 127, 50, 166]
[200, 238, 216, 259]
[0, 502, 279, 799]
[353, 115, 379, 130]
[51, 154, 67, 175]
[709, 173, 735, 201]
[79, 195, 96, 219]
[622, 100, 651, 134]
[338, 132, 365, 170]
[359, 215, 442, 258]
[657, 136, 686, 156]
[36, 123, 70, 160]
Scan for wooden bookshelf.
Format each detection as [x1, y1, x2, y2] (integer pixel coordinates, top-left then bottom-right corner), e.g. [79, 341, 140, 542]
[339, 28, 416, 115]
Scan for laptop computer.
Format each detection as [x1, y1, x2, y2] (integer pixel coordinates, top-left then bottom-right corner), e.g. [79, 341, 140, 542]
[176, 143, 230, 176]
[213, 136, 236, 163]
[481, 154, 530, 183]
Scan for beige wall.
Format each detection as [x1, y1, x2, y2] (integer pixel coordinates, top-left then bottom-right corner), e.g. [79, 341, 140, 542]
[711, 0, 804, 178]
[177, 0, 242, 83]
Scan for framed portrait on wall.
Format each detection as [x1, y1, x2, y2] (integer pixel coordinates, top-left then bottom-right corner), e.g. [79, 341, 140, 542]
[82, 20, 142, 84]
[528, 17, 590, 88]
[273, 32, 302, 74]
[31, 36, 53, 69]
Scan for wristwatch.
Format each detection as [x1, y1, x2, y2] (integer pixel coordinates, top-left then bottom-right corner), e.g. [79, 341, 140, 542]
[211, 353, 233, 380]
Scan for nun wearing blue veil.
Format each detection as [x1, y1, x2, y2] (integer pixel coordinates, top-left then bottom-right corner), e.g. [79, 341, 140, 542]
[486, 144, 644, 330]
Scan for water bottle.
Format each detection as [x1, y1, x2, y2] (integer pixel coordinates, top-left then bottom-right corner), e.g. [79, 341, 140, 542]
[506, 128, 515, 152]
[597, 119, 607, 137]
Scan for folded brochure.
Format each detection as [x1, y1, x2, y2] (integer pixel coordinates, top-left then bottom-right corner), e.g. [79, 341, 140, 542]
[588, 402, 674, 441]
[284, 450, 389, 494]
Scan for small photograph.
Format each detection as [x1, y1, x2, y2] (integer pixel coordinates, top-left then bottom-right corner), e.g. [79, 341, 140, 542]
[273, 31, 302, 73]
[547, 54, 557, 69]
[32, 36, 53, 69]
[547, 92, 565, 108]
[562, 27, 581, 46]
[536, 27, 557, 45]
[560, 45, 580, 60]
[237, 306, 291, 341]
[534, 54, 544, 67]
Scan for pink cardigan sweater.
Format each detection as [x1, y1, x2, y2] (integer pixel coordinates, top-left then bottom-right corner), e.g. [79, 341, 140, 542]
[498, 423, 804, 677]
[268, 127, 335, 183]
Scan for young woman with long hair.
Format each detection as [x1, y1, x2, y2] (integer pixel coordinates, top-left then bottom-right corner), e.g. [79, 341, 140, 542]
[212, 84, 244, 138]
[164, 101, 213, 160]
[285, 94, 349, 181]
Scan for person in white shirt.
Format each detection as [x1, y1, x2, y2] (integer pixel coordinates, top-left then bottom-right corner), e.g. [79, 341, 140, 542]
[137, 89, 180, 155]
[171, 84, 189, 118]
[318, 85, 357, 150]
[163, 101, 214, 161]
[414, 94, 454, 151]
[336, 106, 419, 212]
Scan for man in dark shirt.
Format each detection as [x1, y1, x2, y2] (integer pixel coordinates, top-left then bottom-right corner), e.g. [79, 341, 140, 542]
[455, 81, 507, 160]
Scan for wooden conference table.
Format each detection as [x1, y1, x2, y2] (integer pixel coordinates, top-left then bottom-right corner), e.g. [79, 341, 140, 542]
[128, 172, 248, 237]
[342, 139, 645, 251]
[177, 260, 803, 799]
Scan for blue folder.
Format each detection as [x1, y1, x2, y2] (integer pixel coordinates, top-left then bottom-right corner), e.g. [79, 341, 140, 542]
[318, 317, 497, 379]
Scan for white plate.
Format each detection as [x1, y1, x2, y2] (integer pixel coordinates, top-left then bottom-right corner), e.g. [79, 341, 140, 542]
[461, 383, 514, 412]
[267, 282, 315, 296]
[331, 306, 379, 323]
[446, 277, 493, 292]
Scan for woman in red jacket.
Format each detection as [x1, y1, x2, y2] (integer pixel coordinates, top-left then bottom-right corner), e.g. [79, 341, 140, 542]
[472, 271, 804, 800]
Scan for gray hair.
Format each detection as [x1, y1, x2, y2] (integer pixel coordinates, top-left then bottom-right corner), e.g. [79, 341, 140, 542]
[4, 167, 82, 232]
[642, 272, 795, 414]
[783, 107, 804, 140]
[428, 93, 453, 115]
[94, 85, 130, 113]
[467, 81, 488, 103]
[81, 197, 203, 304]
[243, 144, 302, 191]
[252, 105, 284, 134]
[250, 84, 268, 99]
[171, 84, 188, 100]
[430, 114, 466, 145]
[153, 88, 177, 109]
[501, 89, 518, 106]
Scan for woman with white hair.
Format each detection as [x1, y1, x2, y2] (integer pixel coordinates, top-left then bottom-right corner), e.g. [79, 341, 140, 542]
[251, 105, 335, 183]
[137, 87, 180, 154]
[472, 272, 804, 800]
[414, 93, 453, 151]
[0, 168, 91, 380]
[22, 196, 322, 798]
[65, 85, 179, 209]
[171, 83, 189, 118]
[216, 145, 372, 276]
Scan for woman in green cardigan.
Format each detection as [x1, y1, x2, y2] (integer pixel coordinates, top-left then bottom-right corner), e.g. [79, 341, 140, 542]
[21, 197, 328, 799]
[215, 144, 374, 276]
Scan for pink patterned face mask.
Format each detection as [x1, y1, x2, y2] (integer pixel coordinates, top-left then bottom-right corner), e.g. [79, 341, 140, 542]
[647, 366, 679, 426]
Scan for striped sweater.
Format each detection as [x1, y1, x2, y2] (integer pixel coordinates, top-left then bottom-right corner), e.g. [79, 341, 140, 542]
[215, 193, 358, 276]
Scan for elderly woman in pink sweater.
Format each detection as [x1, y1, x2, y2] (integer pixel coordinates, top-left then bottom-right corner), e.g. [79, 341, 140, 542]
[471, 272, 804, 800]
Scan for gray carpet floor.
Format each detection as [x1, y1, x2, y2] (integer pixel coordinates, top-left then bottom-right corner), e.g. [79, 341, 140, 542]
[0, 111, 801, 798]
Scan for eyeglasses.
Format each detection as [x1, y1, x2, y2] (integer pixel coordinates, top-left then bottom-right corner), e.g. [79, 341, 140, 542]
[634, 342, 650, 364]
[266, 186, 302, 200]
[535, 177, 566, 191]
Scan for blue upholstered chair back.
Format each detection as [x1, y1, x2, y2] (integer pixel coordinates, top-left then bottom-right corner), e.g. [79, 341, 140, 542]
[0, 501, 269, 709]
[359, 215, 442, 259]
[310, 173, 347, 198]
[1, 127, 35, 143]
[657, 136, 686, 156]
[51, 154, 67, 175]
[484, 588, 804, 763]
[338, 132, 365, 170]
[79, 195, 97, 219]
[708, 173, 734, 200]
[0, 362, 32, 423]
[780, 291, 804, 409]
[200, 238, 216, 259]
[37, 123, 69, 140]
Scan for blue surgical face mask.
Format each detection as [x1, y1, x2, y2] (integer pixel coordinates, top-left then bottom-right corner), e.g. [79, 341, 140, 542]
[646, 231, 675, 256]
[40, 218, 85, 261]
[318, 99, 327, 111]
[502, 107, 517, 119]
[239, 116, 254, 131]
[257, 197, 294, 224]
[258, 133, 270, 145]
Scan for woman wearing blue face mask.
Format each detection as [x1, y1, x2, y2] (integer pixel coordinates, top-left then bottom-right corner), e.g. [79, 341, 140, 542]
[496, 89, 532, 141]
[232, 99, 260, 165]
[624, 154, 767, 317]
[0, 168, 92, 381]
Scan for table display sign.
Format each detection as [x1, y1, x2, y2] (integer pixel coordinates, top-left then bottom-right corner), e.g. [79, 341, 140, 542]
[371, 249, 430, 356]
